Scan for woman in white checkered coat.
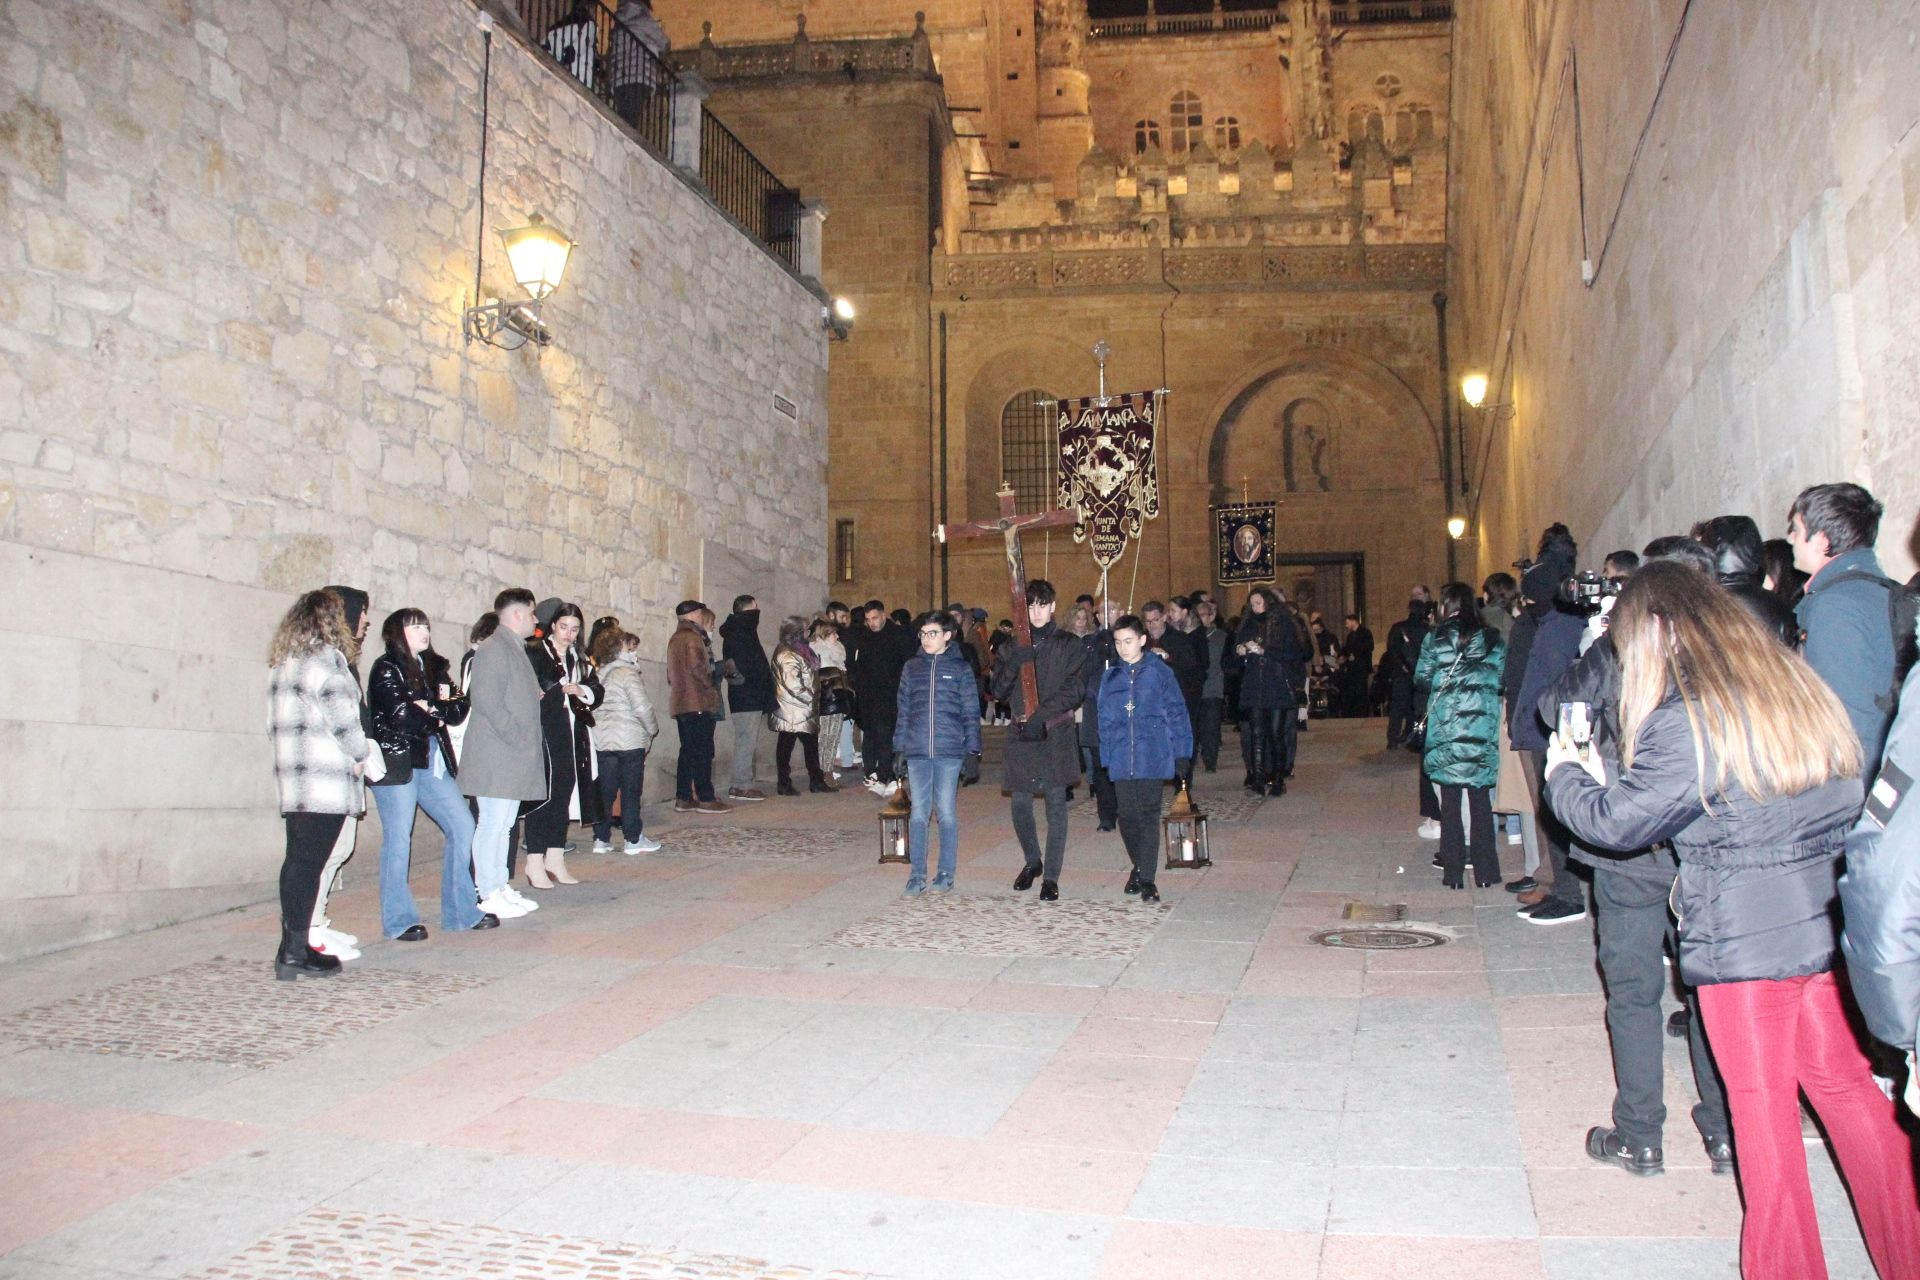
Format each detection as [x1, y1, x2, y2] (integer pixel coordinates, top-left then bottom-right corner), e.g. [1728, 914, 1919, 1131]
[267, 589, 370, 980]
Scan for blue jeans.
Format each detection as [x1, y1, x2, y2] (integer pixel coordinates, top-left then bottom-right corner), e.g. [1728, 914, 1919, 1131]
[595, 747, 648, 843]
[906, 756, 963, 889]
[371, 743, 482, 935]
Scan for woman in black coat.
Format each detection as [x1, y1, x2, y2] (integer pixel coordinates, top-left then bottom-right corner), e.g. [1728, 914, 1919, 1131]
[520, 602, 603, 889]
[1544, 562, 1918, 1280]
[1230, 588, 1307, 796]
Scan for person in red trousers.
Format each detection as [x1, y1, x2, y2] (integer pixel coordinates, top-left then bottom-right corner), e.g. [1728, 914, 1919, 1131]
[1546, 560, 1920, 1280]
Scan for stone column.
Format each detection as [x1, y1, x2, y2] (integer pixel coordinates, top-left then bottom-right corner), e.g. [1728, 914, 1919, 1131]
[797, 199, 828, 283]
[672, 70, 711, 176]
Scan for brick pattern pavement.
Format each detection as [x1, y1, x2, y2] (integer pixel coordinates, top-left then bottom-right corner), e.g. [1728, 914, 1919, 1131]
[824, 895, 1171, 958]
[650, 827, 870, 861]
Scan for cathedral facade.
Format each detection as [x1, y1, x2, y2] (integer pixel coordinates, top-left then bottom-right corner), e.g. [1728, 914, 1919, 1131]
[658, 0, 1455, 623]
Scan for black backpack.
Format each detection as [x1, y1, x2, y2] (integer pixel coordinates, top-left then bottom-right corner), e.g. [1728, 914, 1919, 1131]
[1822, 570, 1920, 713]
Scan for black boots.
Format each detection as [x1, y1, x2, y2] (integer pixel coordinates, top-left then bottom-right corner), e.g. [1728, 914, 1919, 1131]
[274, 926, 342, 981]
[776, 777, 799, 796]
[1124, 869, 1142, 895]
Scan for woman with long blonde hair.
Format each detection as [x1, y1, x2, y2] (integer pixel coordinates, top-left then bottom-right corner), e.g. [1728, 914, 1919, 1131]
[266, 589, 370, 979]
[1545, 560, 1918, 1280]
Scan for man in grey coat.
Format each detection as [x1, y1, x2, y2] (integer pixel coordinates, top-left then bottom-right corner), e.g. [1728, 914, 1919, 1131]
[461, 588, 547, 921]
[1789, 482, 1905, 777]
[993, 579, 1087, 901]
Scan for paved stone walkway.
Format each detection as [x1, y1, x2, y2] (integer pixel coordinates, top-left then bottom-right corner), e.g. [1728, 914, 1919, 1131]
[0, 721, 1880, 1278]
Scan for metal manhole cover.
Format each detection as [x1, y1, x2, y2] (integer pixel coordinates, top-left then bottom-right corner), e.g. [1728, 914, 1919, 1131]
[1309, 927, 1447, 950]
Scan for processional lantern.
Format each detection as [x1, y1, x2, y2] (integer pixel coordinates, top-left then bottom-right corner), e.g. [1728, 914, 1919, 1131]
[878, 775, 912, 864]
[1163, 780, 1212, 870]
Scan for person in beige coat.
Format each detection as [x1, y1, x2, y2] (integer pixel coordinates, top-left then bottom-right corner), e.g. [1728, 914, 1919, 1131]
[769, 615, 836, 796]
[590, 629, 661, 854]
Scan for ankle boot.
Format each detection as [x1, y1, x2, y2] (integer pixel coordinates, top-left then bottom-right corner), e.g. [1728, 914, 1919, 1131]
[275, 925, 342, 980]
[524, 851, 555, 890]
[546, 846, 578, 884]
[777, 777, 799, 796]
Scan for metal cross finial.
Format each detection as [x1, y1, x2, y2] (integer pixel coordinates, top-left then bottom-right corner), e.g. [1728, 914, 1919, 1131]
[1092, 340, 1112, 405]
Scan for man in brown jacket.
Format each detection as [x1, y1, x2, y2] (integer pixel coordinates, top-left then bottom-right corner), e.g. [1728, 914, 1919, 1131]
[667, 600, 729, 814]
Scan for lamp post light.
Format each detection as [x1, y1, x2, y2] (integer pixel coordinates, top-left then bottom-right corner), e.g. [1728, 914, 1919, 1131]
[464, 214, 575, 348]
[1447, 515, 1468, 540]
[824, 295, 856, 341]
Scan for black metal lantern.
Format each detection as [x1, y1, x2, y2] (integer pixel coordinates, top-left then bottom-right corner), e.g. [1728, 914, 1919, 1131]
[878, 776, 912, 864]
[1163, 782, 1211, 869]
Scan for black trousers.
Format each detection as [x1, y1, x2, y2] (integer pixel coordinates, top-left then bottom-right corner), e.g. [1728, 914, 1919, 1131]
[1386, 677, 1416, 746]
[675, 711, 717, 802]
[861, 710, 898, 782]
[1084, 744, 1119, 827]
[1419, 766, 1443, 820]
[1011, 784, 1070, 881]
[1194, 698, 1224, 770]
[777, 730, 825, 785]
[1241, 708, 1296, 787]
[1593, 868, 1730, 1148]
[523, 735, 576, 851]
[1437, 783, 1498, 887]
[281, 813, 346, 939]
[1113, 777, 1162, 889]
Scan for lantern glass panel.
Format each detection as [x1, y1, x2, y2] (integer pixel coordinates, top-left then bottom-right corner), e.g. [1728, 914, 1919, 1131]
[879, 812, 911, 864]
[502, 220, 573, 299]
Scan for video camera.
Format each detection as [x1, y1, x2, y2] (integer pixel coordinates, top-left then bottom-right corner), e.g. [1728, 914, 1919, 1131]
[1561, 569, 1621, 616]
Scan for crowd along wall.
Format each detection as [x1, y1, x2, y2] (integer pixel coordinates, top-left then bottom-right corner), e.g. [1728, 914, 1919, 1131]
[1449, 0, 1920, 578]
[0, 0, 829, 960]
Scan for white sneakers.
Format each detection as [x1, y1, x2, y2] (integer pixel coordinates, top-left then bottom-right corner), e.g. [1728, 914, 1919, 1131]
[592, 840, 614, 854]
[622, 835, 662, 854]
[478, 889, 538, 919]
[1416, 819, 1442, 841]
[309, 926, 360, 960]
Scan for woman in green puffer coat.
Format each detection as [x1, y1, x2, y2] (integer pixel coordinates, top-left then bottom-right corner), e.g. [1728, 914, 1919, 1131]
[1415, 581, 1508, 888]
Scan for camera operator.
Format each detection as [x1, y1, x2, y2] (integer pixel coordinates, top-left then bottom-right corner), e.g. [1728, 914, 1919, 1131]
[1539, 535, 1731, 1177]
[1507, 525, 1590, 923]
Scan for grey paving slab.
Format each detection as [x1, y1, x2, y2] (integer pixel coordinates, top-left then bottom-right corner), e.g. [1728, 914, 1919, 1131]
[1126, 1154, 1335, 1232]
[1336, 1105, 1525, 1168]
[1182, 1057, 1351, 1112]
[325, 1145, 575, 1224]
[826, 1042, 1051, 1136]
[1157, 1101, 1343, 1163]
[0, 1047, 250, 1111]
[1327, 1164, 1537, 1236]
[1538, 1237, 1741, 1279]
[495, 1164, 747, 1247]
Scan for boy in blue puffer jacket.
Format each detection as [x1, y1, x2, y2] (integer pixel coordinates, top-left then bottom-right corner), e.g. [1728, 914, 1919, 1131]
[1098, 615, 1194, 904]
[893, 611, 983, 895]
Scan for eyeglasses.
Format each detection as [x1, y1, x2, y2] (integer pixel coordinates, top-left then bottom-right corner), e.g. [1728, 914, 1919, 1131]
[919, 628, 946, 637]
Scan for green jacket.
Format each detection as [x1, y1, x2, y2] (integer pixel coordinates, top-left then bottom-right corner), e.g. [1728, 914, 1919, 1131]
[1414, 623, 1507, 788]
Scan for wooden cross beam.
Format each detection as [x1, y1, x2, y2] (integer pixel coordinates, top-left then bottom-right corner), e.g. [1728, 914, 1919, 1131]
[936, 484, 1079, 720]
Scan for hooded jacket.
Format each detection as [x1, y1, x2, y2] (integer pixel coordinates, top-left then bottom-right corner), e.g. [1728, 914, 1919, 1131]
[1798, 547, 1901, 773]
[720, 608, 775, 714]
[1547, 694, 1863, 987]
[1697, 515, 1798, 646]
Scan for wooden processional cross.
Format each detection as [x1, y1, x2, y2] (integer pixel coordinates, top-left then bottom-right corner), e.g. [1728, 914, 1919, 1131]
[937, 484, 1080, 721]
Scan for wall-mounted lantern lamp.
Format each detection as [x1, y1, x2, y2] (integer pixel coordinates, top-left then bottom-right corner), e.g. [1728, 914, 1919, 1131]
[464, 215, 575, 349]
[1446, 515, 1469, 540]
[824, 296, 856, 341]
[1460, 371, 1489, 409]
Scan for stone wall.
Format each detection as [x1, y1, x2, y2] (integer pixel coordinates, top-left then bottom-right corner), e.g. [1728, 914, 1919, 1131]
[0, 0, 829, 959]
[1450, 0, 1920, 578]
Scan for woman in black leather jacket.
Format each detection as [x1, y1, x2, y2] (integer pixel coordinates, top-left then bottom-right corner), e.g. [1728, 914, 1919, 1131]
[1544, 562, 1918, 1280]
[367, 609, 488, 941]
[520, 602, 603, 889]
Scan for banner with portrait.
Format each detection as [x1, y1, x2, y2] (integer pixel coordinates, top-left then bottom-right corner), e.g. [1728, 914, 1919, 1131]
[1055, 390, 1161, 569]
[1214, 502, 1276, 584]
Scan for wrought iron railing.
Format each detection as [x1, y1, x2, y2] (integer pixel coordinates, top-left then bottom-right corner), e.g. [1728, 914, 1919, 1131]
[516, 0, 677, 157]
[1090, 1, 1449, 38]
[699, 109, 800, 270]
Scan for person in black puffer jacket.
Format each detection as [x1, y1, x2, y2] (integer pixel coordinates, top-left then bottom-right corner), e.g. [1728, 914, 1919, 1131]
[1544, 561, 1918, 1280]
[1694, 513, 1798, 647]
[366, 608, 488, 941]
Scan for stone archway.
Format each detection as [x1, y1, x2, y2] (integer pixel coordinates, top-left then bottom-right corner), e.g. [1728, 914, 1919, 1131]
[1201, 347, 1442, 499]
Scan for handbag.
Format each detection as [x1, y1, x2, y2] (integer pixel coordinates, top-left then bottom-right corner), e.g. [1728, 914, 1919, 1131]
[1404, 645, 1468, 753]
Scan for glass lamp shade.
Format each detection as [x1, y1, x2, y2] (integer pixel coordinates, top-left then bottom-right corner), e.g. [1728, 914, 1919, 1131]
[501, 216, 574, 300]
[1162, 787, 1212, 869]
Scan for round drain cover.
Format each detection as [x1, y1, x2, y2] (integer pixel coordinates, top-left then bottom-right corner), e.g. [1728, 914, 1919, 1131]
[1309, 927, 1447, 950]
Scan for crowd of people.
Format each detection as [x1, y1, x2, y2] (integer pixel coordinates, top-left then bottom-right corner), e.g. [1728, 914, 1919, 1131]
[263, 479, 1920, 1277]
[1396, 481, 1920, 1279]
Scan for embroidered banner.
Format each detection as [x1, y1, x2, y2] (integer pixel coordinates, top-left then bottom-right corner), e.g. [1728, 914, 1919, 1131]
[1055, 391, 1161, 569]
[1213, 502, 1277, 584]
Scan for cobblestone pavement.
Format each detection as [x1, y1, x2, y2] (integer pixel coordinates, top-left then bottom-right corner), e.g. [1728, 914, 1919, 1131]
[648, 826, 869, 861]
[825, 895, 1172, 959]
[0, 722, 1882, 1279]
[188, 1208, 886, 1280]
[0, 957, 488, 1067]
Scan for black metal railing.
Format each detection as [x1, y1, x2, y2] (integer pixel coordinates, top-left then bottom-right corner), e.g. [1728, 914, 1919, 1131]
[699, 109, 800, 269]
[517, 0, 676, 158]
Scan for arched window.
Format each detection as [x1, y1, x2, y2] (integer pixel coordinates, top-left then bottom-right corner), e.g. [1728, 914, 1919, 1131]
[1000, 390, 1058, 514]
[1168, 90, 1204, 151]
[1133, 119, 1161, 154]
[1212, 115, 1242, 151]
